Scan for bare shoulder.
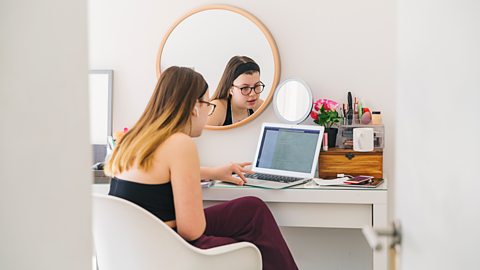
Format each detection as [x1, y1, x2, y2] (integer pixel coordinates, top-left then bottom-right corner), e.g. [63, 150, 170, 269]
[156, 132, 198, 167]
[163, 132, 200, 178]
[207, 99, 227, 126]
[163, 132, 195, 151]
[134, 133, 196, 183]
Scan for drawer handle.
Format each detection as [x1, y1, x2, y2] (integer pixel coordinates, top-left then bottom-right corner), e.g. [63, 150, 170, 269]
[345, 153, 355, 160]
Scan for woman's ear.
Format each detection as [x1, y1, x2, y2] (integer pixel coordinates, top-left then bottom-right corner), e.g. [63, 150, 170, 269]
[193, 107, 199, 116]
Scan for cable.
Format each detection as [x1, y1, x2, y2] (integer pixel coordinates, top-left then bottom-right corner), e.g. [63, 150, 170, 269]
[337, 173, 353, 178]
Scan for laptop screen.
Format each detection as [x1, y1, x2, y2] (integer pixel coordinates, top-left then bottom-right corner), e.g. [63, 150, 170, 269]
[255, 126, 321, 173]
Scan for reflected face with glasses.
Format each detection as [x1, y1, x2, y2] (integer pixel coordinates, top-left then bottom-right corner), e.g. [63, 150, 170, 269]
[208, 56, 265, 126]
[230, 72, 264, 110]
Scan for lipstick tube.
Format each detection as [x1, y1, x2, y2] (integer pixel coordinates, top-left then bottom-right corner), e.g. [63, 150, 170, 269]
[323, 132, 329, 151]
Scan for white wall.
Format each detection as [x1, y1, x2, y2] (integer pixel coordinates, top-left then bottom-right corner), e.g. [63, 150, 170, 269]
[396, 0, 480, 269]
[88, 0, 395, 269]
[0, 1, 92, 269]
[88, 0, 395, 173]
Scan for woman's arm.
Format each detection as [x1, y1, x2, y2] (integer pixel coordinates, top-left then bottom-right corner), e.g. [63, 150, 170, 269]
[166, 133, 206, 241]
[200, 162, 254, 185]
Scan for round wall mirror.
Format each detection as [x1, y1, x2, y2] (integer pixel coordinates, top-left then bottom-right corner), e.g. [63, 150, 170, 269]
[157, 5, 280, 130]
[273, 79, 313, 124]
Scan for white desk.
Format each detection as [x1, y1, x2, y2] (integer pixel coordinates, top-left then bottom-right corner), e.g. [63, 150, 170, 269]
[203, 182, 388, 270]
[93, 182, 388, 270]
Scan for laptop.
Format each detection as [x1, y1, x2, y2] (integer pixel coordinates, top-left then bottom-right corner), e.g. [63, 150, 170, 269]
[242, 123, 324, 189]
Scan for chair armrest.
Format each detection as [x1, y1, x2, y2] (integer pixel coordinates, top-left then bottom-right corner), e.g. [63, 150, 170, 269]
[199, 241, 259, 256]
[196, 241, 262, 270]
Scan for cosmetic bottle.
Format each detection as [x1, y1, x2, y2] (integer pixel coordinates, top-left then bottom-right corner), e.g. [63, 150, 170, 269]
[371, 111, 382, 125]
[323, 133, 328, 151]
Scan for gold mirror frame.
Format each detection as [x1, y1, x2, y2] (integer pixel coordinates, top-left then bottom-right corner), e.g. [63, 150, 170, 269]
[156, 4, 281, 130]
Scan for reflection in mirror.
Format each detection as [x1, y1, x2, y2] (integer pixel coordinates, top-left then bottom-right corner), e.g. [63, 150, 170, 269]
[89, 70, 113, 164]
[273, 79, 313, 124]
[208, 56, 265, 126]
[157, 5, 280, 129]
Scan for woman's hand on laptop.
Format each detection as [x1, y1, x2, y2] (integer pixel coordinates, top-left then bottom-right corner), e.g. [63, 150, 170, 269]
[204, 162, 253, 185]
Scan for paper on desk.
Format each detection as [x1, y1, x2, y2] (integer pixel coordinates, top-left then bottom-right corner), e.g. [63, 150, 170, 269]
[201, 181, 214, 188]
[313, 177, 350, 186]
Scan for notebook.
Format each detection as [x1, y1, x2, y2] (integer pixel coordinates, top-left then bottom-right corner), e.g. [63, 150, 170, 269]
[242, 123, 324, 189]
[312, 177, 384, 188]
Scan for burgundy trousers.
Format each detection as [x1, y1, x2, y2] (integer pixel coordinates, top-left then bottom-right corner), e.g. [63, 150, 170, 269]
[190, 196, 298, 270]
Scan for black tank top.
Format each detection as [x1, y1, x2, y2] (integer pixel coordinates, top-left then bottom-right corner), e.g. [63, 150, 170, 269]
[108, 177, 176, 222]
[223, 98, 254, 126]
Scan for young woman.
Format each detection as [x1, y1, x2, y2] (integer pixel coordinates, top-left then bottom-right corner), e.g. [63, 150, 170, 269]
[104, 66, 298, 269]
[207, 56, 265, 126]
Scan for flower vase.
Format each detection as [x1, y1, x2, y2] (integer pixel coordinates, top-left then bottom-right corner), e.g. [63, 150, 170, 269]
[324, 127, 338, 148]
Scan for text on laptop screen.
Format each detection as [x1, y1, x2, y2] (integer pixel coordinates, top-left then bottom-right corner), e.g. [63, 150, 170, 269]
[256, 127, 320, 173]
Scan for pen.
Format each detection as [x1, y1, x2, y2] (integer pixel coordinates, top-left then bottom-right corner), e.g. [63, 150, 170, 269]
[338, 106, 344, 124]
[354, 97, 359, 114]
[358, 101, 363, 120]
[354, 97, 359, 124]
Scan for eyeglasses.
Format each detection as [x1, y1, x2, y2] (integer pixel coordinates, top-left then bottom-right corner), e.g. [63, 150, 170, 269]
[198, 100, 216, 116]
[232, 82, 265, 96]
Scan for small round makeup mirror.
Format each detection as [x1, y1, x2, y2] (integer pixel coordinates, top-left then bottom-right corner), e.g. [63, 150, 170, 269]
[273, 79, 313, 124]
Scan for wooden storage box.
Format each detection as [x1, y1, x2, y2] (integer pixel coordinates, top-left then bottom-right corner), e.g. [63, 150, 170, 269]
[318, 148, 383, 178]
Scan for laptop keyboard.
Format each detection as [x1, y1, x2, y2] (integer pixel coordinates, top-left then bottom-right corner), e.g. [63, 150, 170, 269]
[244, 173, 303, 183]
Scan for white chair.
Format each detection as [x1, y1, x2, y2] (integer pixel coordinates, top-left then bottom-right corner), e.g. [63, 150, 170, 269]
[92, 194, 262, 270]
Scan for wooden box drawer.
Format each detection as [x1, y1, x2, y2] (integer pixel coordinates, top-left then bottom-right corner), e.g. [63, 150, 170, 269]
[318, 148, 383, 178]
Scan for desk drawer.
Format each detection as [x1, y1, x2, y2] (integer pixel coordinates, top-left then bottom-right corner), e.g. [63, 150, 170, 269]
[318, 148, 383, 178]
[204, 201, 372, 229]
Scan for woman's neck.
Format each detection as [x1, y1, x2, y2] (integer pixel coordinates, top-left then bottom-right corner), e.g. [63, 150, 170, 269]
[230, 103, 249, 123]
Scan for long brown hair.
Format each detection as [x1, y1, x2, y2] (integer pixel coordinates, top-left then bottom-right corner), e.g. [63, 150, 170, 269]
[104, 66, 208, 176]
[211, 56, 260, 101]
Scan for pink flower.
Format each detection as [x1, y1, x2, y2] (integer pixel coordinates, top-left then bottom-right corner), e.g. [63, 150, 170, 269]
[310, 98, 341, 127]
[328, 100, 339, 110]
[317, 99, 338, 111]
